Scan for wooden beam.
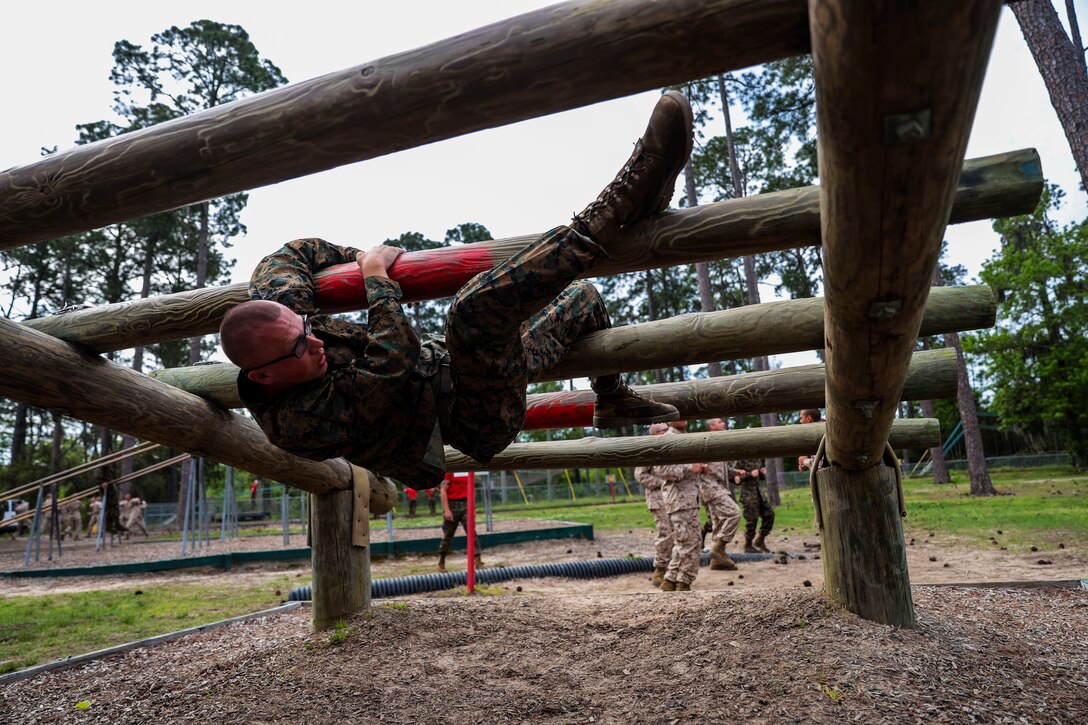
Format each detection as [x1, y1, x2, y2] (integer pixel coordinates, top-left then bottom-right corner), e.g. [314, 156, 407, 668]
[0, 0, 812, 250]
[813, 0, 1002, 470]
[24, 151, 1035, 354]
[0, 316, 351, 495]
[152, 348, 957, 429]
[444, 419, 938, 471]
[809, 0, 1003, 629]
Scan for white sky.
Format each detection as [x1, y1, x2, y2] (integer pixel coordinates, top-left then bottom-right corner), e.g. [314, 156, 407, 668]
[2, 0, 1086, 374]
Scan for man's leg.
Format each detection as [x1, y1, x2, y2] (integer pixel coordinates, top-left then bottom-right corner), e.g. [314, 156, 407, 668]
[444, 93, 693, 461]
[437, 499, 466, 572]
[703, 484, 739, 570]
[753, 490, 775, 553]
[741, 483, 760, 553]
[650, 505, 674, 586]
[667, 506, 701, 591]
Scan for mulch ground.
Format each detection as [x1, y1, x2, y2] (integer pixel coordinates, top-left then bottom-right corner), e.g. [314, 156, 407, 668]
[3, 585, 1086, 724]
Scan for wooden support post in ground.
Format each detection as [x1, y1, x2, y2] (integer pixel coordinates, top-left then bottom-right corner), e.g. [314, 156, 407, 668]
[809, 0, 1003, 627]
[311, 485, 368, 632]
[24, 150, 1036, 355]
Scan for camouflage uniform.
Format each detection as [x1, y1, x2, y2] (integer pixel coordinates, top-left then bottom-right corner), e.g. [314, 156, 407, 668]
[635, 464, 674, 571]
[61, 500, 82, 540]
[659, 429, 701, 586]
[696, 462, 741, 549]
[127, 499, 149, 537]
[87, 499, 101, 536]
[239, 230, 615, 489]
[732, 458, 775, 540]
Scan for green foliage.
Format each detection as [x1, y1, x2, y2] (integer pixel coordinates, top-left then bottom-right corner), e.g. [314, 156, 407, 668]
[963, 184, 1088, 466]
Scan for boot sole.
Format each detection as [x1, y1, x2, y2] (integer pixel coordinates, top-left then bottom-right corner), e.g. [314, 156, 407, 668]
[593, 408, 680, 428]
[646, 90, 694, 215]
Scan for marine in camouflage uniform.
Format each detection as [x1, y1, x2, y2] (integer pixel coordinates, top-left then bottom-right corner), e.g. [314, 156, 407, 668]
[233, 92, 694, 490]
[732, 458, 774, 553]
[657, 428, 701, 591]
[696, 461, 741, 569]
[635, 461, 674, 586]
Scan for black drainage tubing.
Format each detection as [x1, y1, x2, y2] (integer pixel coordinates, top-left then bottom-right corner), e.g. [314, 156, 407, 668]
[288, 551, 775, 601]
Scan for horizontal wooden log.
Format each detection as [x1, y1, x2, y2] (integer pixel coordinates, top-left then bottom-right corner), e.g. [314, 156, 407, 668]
[0, 0, 812, 250]
[152, 348, 956, 430]
[814, 0, 1001, 471]
[0, 316, 352, 495]
[444, 419, 938, 471]
[24, 151, 1036, 354]
[522, 348, 956, 428]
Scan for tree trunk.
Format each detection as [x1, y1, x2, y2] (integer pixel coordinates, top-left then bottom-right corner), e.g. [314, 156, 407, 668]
[645, 269, 664, 384]
[685, 156, 722, 379]
[11, 402, 28, 462]
[188, 202, 210, 365]
[919, 398, 952, 484]
[932, 271, 995, 495]
[1011, 0, 1088, 191]
[50, 412, 64, 472]
[122, 238, 158, 493]
[1066, 0, 1087, 77]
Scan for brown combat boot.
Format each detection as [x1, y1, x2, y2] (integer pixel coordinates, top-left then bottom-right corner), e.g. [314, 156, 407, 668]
[437, 554, 447, 573]
[659, 578, 678, 592]
[709, 541, 738, 571]
[650, 566, 667, 587]
[592, 378, 679, 428]
[572, 91, 694, 244]
[474, 554, 485, 570]
[675, 581, 691, 592]
[744, 534, 758, 554]
[753, 533, 771, 553]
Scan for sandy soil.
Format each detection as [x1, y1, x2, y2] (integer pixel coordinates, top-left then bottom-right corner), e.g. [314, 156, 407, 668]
[2, 585, 1086, 724]
[2, 527, 1083, 598]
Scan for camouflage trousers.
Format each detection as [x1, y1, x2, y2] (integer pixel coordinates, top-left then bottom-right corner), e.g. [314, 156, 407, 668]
[438, 498, 482, 556]
[444, 226, 613, 463]
[649, 503, 674, 570]
[665, 507, 701, 586]
[699, 480, 741, 548]
[741, 482, 775, 538]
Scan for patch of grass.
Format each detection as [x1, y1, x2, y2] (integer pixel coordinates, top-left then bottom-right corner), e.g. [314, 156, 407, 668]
[0, 575, 296, 673]
[432, 584, 507, 598]
[378, 602, 410, 612]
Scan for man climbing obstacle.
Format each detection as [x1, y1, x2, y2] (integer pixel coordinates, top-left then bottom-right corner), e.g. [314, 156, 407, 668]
[220, 92, 692, 488]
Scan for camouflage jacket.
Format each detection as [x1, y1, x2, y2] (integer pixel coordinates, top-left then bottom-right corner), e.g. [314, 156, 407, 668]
[695, 461, 730, 489]
[730, 458, 766, 488]
[237, 239, 448, 489]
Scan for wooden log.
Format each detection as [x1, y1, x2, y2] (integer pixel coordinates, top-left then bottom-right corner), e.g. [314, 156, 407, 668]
[815, 462, 915, 628]
[311, 487, 369, 632]
[0, 0, 812, 250]
[812, 0, 1002, 470]
[24, 151, 1035, 354]
[809, 0, 1003, 630]
[150, 284, 995, 401]
[152, 348, 957, 430]
[0, 316, 351, 495]
[444, 419, 938, 471]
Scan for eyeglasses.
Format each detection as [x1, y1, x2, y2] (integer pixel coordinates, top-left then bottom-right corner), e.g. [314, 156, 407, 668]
[245, 315, 312, 373]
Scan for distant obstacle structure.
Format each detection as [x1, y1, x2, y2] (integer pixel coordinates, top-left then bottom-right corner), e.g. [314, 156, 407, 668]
[0, 0, 1033, 629]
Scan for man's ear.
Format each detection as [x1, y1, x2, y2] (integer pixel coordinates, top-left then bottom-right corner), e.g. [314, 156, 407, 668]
[247, 369, 272, 385]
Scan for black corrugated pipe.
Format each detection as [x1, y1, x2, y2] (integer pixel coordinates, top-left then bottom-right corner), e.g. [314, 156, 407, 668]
[289, 552, 776, 601]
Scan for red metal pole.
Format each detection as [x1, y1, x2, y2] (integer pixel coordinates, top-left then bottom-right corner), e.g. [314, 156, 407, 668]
[466, 472, 476, 594]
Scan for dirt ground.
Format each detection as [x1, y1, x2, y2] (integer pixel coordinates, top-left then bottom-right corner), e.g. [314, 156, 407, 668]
[2, 527, 1087, 722]
[2, 585, 1086, 724]
[1, 527, 1084, 598]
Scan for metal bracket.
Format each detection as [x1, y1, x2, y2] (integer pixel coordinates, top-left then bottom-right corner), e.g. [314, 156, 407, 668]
[809, 435, 829, 530]
[885, 109, 931, 144]
[883, 442, 907, 518]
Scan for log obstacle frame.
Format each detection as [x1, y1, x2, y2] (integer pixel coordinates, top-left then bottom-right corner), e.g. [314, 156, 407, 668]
[0, 0, 1037, 629]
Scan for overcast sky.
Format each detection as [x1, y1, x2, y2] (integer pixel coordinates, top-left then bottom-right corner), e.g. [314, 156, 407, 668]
[3, 1, 1086, 372]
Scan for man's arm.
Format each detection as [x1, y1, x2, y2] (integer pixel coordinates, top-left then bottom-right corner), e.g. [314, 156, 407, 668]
[440, 478, 452, 521]
[250, 238, 362, 313]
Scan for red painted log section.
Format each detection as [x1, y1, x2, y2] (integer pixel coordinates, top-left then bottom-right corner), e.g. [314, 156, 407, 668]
[523, 390, 597, 430]
[315, 244, 512, 312]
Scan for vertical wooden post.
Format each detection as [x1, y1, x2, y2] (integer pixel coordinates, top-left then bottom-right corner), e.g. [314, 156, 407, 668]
[311, 486, 369, 632]
[814, 462, 915, 627]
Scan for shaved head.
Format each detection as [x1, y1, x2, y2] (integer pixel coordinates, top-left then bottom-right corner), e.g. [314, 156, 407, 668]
[219, 300, 292, 370]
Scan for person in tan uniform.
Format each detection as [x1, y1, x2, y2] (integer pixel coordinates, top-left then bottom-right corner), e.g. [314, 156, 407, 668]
[126, 496, 149, 538]
[635, 422, 674, 587]
[119, 493, 135, 534]
[698, 418, 742, 570]
[658, 421, 702, 592]
[61, 500, 82, 540]
[797, 408, 822, 472]
[87, 495, 102, 536]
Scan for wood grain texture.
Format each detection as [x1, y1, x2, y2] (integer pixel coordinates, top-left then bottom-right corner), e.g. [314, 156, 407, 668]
[0, 316, 351, 495]
[816, 463, 915, 628]
[444, 419, 938, 471]
[153, 349, 957, 430]
[311, 487, 369, 631]
[810, 0, 1002, 469]
[24, 150, 1034, 355]
[0, 0, 811, 250]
